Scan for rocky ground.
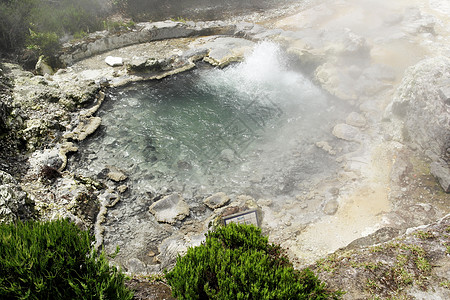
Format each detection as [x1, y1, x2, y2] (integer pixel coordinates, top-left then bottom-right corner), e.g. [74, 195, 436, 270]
[1, 0, 449, 299]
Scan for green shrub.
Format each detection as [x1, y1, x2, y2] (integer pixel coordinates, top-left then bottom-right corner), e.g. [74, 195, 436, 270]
[0, 0, 104, 54]
[27, 29, 60, 58]
[0, 219, 133, 299]
[165, 223, 342, 299]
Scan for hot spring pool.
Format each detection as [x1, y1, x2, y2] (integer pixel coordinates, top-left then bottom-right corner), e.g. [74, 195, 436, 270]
[70, 42, 352, 268]
[74, 42, 349, 199]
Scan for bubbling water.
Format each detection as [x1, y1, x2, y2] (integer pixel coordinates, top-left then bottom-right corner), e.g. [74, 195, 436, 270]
[73, 42, 347, 199]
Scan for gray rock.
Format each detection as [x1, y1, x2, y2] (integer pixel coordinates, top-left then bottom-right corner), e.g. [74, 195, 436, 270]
[203, 192, 230, 209]
[126, 257, 147, 274]
[385, 56, 450, 161]
[35, 55, 54, 76]
[430, 161, 450, 193]
[345, 112, 366, 127]
[149, 193, 190, 224]
[332, 123, 361, 141]
[438, 81, 450, 105]
[345, 227, 404, 249]
[107, 169, 128, 182]
[0, 171, 34, 223]
[323, 199, 339, 215]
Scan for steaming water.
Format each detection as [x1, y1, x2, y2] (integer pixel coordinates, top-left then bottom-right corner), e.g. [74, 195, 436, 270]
[70, 41, 354, 266]
[74, 42, 348, 200]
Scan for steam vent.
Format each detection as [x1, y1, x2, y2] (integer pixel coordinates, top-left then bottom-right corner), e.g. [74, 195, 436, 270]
[1, 0, 449, 299]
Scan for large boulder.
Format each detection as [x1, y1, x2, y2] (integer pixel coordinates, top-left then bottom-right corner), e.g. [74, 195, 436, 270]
[385, 56, 450, 163]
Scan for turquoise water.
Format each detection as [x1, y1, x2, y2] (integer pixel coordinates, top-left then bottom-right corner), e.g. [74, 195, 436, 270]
[76, 42, 347, 197]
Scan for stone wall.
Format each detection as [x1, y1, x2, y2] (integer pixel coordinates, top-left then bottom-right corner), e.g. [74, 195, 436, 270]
[59, 20, 237, 65]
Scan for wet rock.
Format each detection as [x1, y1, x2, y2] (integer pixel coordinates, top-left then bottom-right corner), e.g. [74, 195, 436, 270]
[58, 142, 78, 171]
[107, 169, 128, 182]
[220, 149, 235, 162]
[430, 161, 450, 193]
[105, 56, 123, 67]
[149, 193, 190, 224]
[117, 185, 128, 193]
[202, 37, 255, 67]
[323, 199, 339, 215]
[203, 192, 230, 210]
[64, 116, 102, 141]
[345, 112, 366, 128]
[315, 141, 336, 155]
[332, 123, 361, 141]
[0, 171, 34, 223]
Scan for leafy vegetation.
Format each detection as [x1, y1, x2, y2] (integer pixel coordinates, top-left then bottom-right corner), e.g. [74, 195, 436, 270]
[0, 0, 105, 58]
[165, 223, 342, 299]
[0, 219, 133, 299]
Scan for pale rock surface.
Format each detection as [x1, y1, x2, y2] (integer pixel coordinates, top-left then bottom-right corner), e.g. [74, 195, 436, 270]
[105, 56, 123, 67]
[345, 112, 366, 128]
[149, 193, 190, 224]
[332, 123, 361, 141]
[203, 192, 230, 209]
[0, 171, 34, 223]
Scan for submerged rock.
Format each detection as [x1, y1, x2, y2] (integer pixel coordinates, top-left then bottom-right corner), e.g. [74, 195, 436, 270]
[149, 193, 190, 224]
[107, 168, 128, 182]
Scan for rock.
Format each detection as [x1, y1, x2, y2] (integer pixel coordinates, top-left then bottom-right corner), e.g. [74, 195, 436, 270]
[65, 116, 102, 141]
[345, 227, 404, 249]
[384, 56, 450, 161]
[345, 112, 366, 127]
[220, 149, 234, 162]
[315, 141, 336, 155]
[203, 192, 230, 209]
[430, 161, 450, 193]
[438, 80, 450, 105]
[390, 149, 412, 184]
[126, 257, 147, 274]
[35, 55, 54, 76]
[117, 185, 128, 193]
[332, 123, 361, 141]
[59, 142, 78, 171]
[323, 199, 339, 215]
[107, 170, 128, 182]
[340, 29, 370, 57]
[28, 148, 63, 176]
[105, 56, 123, 67]
[149, 193, 190, 224]
[201, 37, 255, 67]
[0, 171, 34, 223]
